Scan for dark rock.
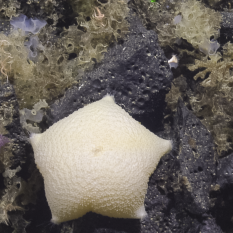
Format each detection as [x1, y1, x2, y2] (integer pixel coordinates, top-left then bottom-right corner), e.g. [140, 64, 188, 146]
[140, 99, 220, 233]
[0, 223, 13, 233]
[46, 9, 173, 134]
[174, 99, 216, 215]
[221, 12, 233, 29]
[217, 153, 233, 187]
[200, 217, 222, 233]
[219, 12, 233, 45]
[211, 153, 233, 232]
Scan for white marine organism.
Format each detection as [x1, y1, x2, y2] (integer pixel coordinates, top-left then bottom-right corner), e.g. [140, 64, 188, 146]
[30, 95, 172, 224]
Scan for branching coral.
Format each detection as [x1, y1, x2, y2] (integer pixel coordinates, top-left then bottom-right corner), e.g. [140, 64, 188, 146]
[72, 0, 129, 67]
[166, 44, 233, 155]
[0, 32, 33, 83]
[0, 0, 130, 109]
[187, 50, 233, 154]
[0, 40, 13, 82]
[133, 0, 222, 56]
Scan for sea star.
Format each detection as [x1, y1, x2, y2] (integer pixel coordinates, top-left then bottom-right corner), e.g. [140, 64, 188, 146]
[30, 95, 172, 224]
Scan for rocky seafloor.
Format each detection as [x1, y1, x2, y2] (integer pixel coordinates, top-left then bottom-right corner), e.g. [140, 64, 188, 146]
[1, 0, 233, 232]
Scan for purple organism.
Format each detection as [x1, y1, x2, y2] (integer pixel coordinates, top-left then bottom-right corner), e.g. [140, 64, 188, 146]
[0, 135, 9, 149]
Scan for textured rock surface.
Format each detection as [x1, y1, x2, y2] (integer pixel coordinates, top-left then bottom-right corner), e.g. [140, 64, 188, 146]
[139, 100, 221, 233]
[212, 153, 233, 232]
[219, 12, 233, 45]
[174, 99, 216, 215]
[46, 9, 172, 132]
[221, 12, 233, 29]
[217, 153, 233, 187]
